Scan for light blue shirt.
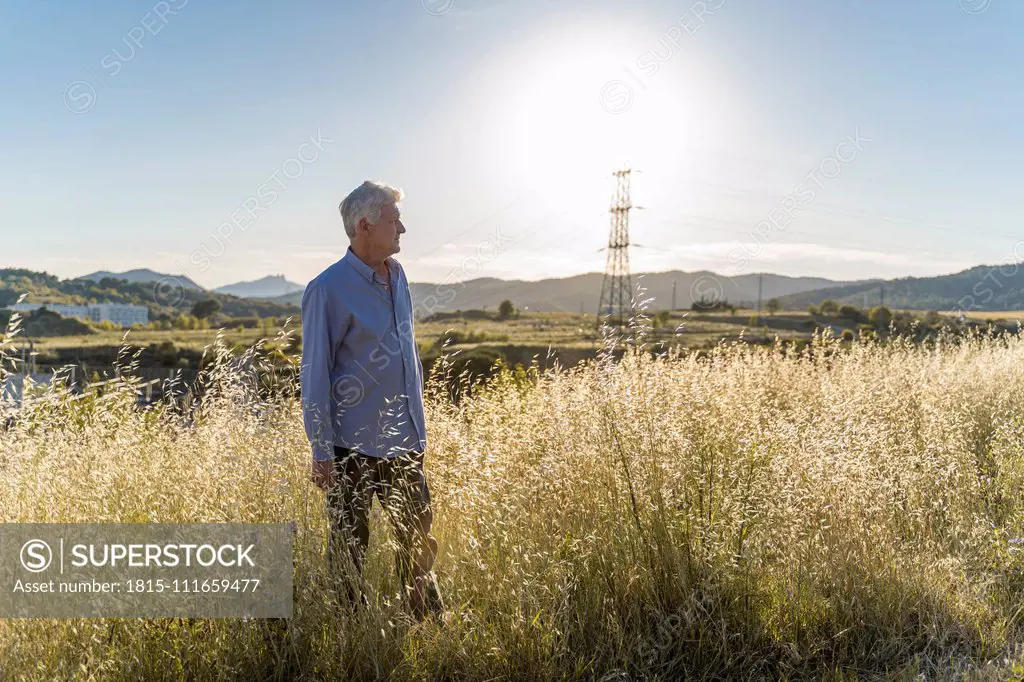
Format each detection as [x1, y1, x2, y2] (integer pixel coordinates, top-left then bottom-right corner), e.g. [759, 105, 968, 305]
[300, 247, 426, 461]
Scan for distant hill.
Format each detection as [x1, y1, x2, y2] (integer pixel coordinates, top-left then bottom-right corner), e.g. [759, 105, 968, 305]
[16, 258, 1024, 324]
[215, 275, 304, 299]
[776, 263, 1024, 311]
[265, 290, 304, 307]
[263, 270, 840, 312]
[0, 269, 299, 320]
[77, 269, 204, 290]
[404, 271, 843, 314]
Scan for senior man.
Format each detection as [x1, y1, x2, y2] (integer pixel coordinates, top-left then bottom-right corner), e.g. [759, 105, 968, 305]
[301, 180, 442, 620]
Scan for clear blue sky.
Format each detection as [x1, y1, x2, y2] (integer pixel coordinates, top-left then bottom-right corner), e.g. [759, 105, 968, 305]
[1, 0, 1021, 287]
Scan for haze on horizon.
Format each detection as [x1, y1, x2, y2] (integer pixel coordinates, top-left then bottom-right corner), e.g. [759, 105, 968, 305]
[2, 0, 1021, 290]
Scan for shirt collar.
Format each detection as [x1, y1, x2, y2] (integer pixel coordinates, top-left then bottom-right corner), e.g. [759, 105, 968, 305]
[343, 247, 394, 285]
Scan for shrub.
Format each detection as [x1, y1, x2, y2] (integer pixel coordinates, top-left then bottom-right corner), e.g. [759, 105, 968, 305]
[432, 329, 509, 348]
[229, 316, 261, 329]
[839, 305, 866, 323]
[692, 297, 731, 312]
[498, 300, 517, 320]
[869, 306, 893, 329]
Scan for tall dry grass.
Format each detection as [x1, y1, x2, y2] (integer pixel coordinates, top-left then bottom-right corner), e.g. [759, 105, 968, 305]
[2, 323, 1024, 680]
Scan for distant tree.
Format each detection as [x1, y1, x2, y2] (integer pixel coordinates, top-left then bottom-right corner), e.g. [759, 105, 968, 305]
[869, 306, 893, 329]
[654, 311, 671, 328]
[230, 316, 260, 329]
[692, 297, 730, 312]
[191, 299, 221, 320]
[151, 341, 178, 366]
[808, 305, 819, 316]
[839, 305, 866, 323]
[766, 298, 780, 316]
[173, 313, 203, 330]
[819, 299, 839, 316]
[498, 299, 517, 320]
[841, 329, 855, 342]
[892, 310, 919, 335]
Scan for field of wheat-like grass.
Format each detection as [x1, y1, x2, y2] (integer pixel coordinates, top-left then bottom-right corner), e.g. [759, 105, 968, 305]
[3, 328, 1024, 681]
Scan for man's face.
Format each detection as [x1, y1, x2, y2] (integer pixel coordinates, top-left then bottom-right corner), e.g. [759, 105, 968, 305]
[364, 202, 405, 256]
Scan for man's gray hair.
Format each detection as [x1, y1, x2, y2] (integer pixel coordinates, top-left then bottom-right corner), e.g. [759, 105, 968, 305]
[339, 180, 404, 240]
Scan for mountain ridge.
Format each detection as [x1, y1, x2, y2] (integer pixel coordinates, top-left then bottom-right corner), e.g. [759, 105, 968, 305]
[0, 269, 298, 319]
[12, 260, 1024, 317]
[78, 269, 204, 291]
[213, 274, 303, 299]
[261, 270, 846, 311]
[776, 263, 1024, 312]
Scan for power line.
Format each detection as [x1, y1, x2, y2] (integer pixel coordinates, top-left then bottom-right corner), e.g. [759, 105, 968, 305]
[416, 193, 530, 261]
[646, 214, 991, 262]
[669, 177, 1021, 242]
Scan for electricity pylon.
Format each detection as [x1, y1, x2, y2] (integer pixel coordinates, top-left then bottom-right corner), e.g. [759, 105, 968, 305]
[597, 168, 637, 329]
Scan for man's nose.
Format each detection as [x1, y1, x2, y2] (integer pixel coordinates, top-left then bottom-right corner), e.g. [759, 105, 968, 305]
[398, 220, 406, 233]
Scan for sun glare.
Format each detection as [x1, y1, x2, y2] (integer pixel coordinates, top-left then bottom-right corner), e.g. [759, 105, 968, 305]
[498, 33, 709, 215]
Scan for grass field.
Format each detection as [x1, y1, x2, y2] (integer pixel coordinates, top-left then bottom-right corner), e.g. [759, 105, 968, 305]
[4, 327, 1024, 680]
[16, 308, 1019, 364]
[940, 310, 1024, 321]
[25, 327, 285, 352]
[22, 309, 817, 355]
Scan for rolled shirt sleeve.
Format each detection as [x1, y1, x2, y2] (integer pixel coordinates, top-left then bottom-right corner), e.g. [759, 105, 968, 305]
[300, 281, 339, 462]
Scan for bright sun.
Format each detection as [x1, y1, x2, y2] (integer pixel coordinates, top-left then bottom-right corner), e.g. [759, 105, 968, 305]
[498, 30, 709, 215]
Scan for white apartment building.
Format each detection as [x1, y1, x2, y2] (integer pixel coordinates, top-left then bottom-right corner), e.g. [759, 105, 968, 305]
[7, 302, 149, 327]
[87, 303, 149, 327]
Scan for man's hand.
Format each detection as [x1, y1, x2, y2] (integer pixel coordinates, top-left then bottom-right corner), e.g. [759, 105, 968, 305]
[311, 458, 336, 491]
